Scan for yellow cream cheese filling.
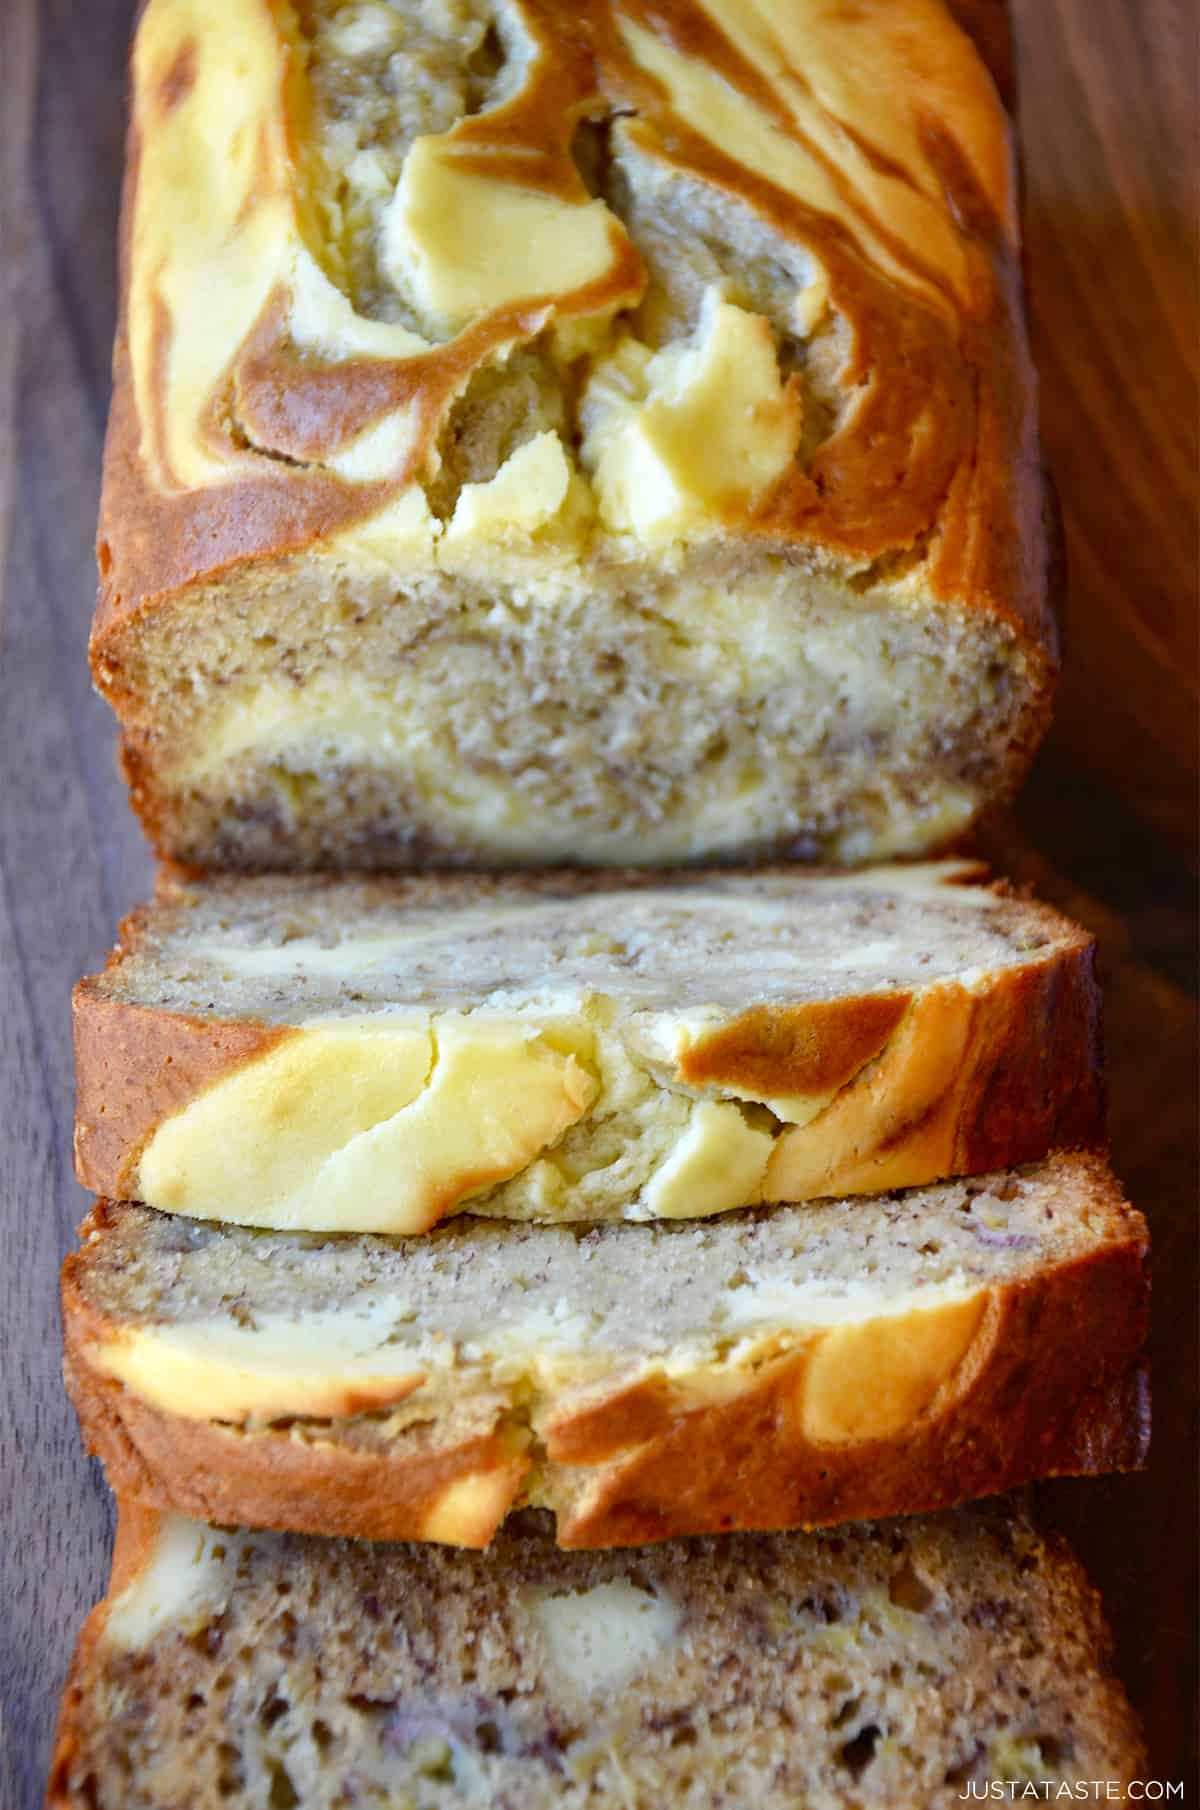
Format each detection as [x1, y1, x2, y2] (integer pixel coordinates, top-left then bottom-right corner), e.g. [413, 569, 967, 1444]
[93, 1302, 426, 1422]
[134, 1005, 788, 1234]
[524, 1580, 683, 1695]
[132, 950, 987, 1235]
[93, 1285, 989, 1448]
[800, 1293, 986, 1444]
[166, 677, 977, 867]
[580, 293, 802, 540]
[137, 1012, 599, 1234]
[382, 136, 624, 331]
[104, 1518, 251, 1651]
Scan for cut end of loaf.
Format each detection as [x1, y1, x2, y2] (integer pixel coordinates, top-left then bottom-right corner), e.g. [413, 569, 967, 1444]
[104, 552, 1051, 870]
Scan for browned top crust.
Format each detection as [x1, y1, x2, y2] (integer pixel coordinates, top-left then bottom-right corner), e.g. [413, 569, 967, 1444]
[92, 0, 1050, 663]
[944, 0, 1017, 110]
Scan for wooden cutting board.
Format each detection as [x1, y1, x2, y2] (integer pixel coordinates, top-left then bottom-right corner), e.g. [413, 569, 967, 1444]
[0, 0, 1194, 1802]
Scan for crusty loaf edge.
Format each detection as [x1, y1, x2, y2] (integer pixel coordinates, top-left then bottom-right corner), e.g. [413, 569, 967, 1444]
[88, 0, 1059, 870]
[71, 873, 1105, 1217]
[61, 1197, 1149, 1550]
[46, 1501, 165, 1810]
[944, 0, 1018, 112]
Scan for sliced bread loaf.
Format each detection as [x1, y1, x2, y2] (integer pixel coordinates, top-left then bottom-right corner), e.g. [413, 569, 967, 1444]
[48, 1500, 1143, 1809]
[74, 863, 1102, 1234]
[95, 0, 1054, 872]
[63, 1154, 1148, 1547]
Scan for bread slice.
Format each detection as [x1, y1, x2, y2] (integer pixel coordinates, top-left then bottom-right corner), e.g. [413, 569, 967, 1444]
[63, 1154, 1148, 1548]
[94, 0, 1054, 871]
[73, 862, 1102, 1235]
[47, 1499, 1143, 1809]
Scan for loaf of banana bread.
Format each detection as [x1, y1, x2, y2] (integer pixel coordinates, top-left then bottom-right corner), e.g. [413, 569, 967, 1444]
[93, 0, 1054, 870]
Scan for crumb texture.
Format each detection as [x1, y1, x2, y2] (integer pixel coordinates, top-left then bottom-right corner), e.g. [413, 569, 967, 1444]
[96, 865, 1062, 1021]
[50, 1505, 1144, 1809]
[74, 1156, 1130, 1358]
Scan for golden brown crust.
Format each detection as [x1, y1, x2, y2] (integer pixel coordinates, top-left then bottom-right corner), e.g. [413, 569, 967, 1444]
[547, 1245, 1148, 1546]
[678, 993, 912, 1098]
[60, 1230, 530, 1547]
[61, 1347, 530, 1547]
[46, 1605, 104, 1810]
[953, 941, 1104, 1173]
[90, 0, 1052, 678]
[70, 874, 303, 1187]
[758, 941, 1103, 1199]
[72, 983, 291, 1198]
[46, 1502, 173, 1810]
[692, 941, 1104, 1199]
[943, 0, 1017, 112]
[61, 1210, 1148, 1549]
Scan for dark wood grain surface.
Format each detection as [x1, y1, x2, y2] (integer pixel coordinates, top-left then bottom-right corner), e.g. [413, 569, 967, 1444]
[1, 2, 1195, 1804]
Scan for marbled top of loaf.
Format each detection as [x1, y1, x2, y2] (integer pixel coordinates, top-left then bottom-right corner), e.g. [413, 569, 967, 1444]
[96, 0, 1042, 643]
